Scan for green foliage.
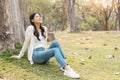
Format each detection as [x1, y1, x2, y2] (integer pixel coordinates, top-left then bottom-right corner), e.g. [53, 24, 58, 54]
[91, 18, 101, 31]
[81, 23, 91, 31]
[0, 43, 22, 60]
[24, 0, 67, 31]
[24, 0, 119, 31]
[14, 43, 22, 49]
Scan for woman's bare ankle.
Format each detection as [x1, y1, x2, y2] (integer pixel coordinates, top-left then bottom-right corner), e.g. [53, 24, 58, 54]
[64, 65, 70, 70]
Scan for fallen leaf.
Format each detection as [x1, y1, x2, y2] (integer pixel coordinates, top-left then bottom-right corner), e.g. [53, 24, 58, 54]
[81, 59, 85, 62]
[80, 62, 85, 65]
[89, 42, 93, 44]
[81, 42, 85, 44]
[85, 48, 89, 50]
[80, 59, 85, 65]
[86, 38, 89, 40]
[114, 47, 119, 50]
[114, 72, 119, 75]
[103, 44, 107, 46]
[88, 56, 92, 59]
[106, 55, 114, 59]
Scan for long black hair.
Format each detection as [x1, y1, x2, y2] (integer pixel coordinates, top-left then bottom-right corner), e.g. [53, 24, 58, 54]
[29, 13, 46, 41]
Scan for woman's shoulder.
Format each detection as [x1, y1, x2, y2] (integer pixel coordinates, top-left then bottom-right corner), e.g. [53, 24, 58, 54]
[26, 25, 34, 31]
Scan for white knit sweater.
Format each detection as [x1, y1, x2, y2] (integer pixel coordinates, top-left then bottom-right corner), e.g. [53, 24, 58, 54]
[17, 25, 47, 65]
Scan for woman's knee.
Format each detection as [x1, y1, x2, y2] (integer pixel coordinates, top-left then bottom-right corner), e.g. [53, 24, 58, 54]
[53, 40, 60, 46]
[53, 47, 59, 51]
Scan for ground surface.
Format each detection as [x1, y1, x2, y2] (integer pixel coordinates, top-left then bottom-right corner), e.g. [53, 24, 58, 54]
[0, 31, 120, 80]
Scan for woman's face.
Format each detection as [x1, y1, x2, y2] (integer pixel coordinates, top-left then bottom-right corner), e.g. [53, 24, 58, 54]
[32, 14, 42, 24]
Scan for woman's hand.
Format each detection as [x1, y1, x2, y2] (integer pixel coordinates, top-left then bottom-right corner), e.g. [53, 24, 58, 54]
[11, 55, 20, 59]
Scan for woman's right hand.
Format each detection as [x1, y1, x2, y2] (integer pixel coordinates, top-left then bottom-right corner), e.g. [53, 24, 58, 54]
[11, 55, 20, 59]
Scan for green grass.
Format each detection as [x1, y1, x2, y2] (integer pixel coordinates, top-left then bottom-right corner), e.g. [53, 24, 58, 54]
[0, 31, 120, 80]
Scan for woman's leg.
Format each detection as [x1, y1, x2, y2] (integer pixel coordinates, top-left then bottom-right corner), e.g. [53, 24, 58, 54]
[32, 47, 68, 68]
[48, 40, 66, 59]
[32, 47, 80, 79]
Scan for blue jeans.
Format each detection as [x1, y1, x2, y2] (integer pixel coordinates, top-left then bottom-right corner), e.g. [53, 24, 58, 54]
[32, 40, 67, 68]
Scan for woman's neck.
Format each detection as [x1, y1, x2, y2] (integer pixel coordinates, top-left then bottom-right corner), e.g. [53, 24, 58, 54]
[34, 23, 41, 32]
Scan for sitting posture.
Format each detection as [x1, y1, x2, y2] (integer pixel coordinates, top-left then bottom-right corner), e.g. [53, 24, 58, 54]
[11, 13, 80, 79]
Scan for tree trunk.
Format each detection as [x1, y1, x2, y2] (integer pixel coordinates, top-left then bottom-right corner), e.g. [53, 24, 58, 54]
[104, 18, 108, 31]
[65, 0, 76, 32]
[117, 0, 120, 31]
[0, 0, 25, 51]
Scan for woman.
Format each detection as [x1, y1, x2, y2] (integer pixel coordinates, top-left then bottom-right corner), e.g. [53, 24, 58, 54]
[11, 13, 80, 79]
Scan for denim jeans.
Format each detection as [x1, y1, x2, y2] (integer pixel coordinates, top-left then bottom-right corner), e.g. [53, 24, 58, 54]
[32, 40, 67, 68]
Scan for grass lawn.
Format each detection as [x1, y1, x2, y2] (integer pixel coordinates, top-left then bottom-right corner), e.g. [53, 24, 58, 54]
[0, 31, 120, 80]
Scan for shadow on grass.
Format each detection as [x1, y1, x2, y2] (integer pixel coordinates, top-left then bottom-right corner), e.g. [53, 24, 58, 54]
[0, 49, 81, 80]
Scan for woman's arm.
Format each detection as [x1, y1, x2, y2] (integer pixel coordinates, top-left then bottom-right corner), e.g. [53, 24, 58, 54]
[43, 26, 48, 48]
[11, 26, 33, 59]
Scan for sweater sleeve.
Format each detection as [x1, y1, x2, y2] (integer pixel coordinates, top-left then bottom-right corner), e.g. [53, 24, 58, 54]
[43, 26, 48, 48]
[17, 26, 33, 59]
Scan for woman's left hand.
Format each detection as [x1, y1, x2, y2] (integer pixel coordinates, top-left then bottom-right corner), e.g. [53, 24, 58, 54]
[10, 55, 20, 59]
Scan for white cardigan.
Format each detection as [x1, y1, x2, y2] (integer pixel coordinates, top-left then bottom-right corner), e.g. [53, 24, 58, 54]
[17, 25, 47, 65]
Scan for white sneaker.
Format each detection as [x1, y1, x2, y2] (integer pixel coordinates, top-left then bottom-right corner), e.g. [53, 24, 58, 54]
[64, 68, 80, 79]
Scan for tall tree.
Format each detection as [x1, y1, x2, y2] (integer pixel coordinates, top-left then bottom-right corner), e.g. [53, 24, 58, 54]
[64, 0, 76, 32]
[0, 0, 25, 51]
[115, 0, 120, 31]
[91, 0, 114, 31]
